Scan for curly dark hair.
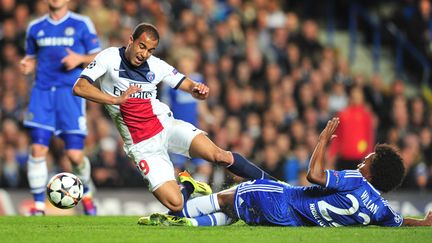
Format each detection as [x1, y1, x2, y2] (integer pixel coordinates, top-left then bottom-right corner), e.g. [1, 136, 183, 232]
[132, 23, 159, 42]
[369, 144, 405, 193]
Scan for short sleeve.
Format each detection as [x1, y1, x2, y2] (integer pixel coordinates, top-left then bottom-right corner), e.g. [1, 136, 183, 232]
[155, 58, 185, 88]
[80, 17, 101, 54]
[325, 170, 364, 191]
[25, 26, 37, 56]
[79, 50, 108, 83]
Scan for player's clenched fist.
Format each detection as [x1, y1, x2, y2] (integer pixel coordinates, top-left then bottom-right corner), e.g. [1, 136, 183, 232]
[20, 56, 36, 75]
[191, 83, 209, 100]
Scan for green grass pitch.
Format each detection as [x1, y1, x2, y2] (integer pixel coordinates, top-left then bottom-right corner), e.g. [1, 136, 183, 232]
[0, 216, 430, 243]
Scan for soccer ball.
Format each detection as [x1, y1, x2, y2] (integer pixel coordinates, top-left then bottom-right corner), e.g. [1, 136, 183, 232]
[46, 172, 84, 209]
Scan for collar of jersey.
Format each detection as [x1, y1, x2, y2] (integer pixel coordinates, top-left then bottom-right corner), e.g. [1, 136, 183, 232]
[47, 11, 71, 25]
[118, 47, 152, 83]
[119, 46, 149, 69]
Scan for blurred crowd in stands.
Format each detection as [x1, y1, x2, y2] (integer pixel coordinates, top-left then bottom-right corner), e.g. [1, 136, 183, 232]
[0, 0, 431, 191]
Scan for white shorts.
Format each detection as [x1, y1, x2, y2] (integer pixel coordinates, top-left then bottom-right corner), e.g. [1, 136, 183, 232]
[125, 118, 203, 191]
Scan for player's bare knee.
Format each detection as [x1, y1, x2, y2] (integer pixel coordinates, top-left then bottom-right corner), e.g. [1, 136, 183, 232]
[66, 150, 84, 165]
[31, 144, 49, 157]
[165, 199, 184, 212]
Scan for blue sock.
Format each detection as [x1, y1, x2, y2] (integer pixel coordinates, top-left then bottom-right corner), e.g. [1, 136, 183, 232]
[194, 214, 214, 226]
[170, 182, 194, 216]
[33, 192, 45, 203]
[83, 185, 90, 195]
[227, 152, 277, 180]
[181, 181, 194, 202]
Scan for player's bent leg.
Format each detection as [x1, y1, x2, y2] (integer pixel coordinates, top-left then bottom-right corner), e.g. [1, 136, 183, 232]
[67, 150, 89, 188]
[189, 134, 276, 180]
[153, 180, 184, 212]
[64, 133, 96, 215]
[189, 212, 235, 226]
[189, 133, 232, 165]
[170, 193, 220, 218]
[27, 143, 49, 215]
[68, 151, 96, 215]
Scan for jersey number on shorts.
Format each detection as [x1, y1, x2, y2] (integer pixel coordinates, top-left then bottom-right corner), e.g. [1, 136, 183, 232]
[317, 194, 371, 227]
[138, 160, 150, 175]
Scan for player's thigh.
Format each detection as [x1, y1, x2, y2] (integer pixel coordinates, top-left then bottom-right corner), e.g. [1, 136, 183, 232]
[55, 87, 87, 134]
[166, 119, 204, 157]
[24, 87, 56, 131]
[189, 133, 232, 164]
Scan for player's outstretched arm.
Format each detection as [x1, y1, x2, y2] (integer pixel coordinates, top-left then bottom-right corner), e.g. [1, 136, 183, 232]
[73, 77, 141, 105]
[178, 78, 209, 100]
[402, 211, 432, 226]
[307, 117, 339, 186]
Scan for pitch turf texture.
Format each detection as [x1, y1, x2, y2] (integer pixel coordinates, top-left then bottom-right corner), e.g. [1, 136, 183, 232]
[0, 216, 430, 243]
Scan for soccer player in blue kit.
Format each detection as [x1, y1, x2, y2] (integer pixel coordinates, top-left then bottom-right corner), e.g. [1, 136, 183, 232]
[20, 0, 101, 215]
[139, 117, 432, 227]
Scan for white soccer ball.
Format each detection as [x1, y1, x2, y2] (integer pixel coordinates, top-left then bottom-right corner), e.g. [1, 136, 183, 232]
[46, 172, 84, 209]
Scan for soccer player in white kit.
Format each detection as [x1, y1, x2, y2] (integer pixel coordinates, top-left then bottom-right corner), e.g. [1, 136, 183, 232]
[73, 23, 276, 213]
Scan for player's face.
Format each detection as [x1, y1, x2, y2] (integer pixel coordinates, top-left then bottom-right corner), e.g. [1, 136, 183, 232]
[126, 32, 158, 67]
[46, 0, 69, 11]
[357, 152, 375, 179]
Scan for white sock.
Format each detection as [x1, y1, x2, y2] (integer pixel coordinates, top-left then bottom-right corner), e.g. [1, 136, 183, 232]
[181, 193, 220, 218]
[189, 212, 234, 226]
[35, 201, 45, 210]
[72, 156, 93, 196]
[27, 156, 48, 194]
[72, 156, 91, 185]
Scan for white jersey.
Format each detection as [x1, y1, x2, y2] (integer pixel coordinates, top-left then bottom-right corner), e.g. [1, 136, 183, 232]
[79, 47, 186, 146]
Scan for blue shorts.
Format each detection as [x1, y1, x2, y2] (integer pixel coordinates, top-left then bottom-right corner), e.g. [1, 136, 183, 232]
[24, 86, 87, 136]
[234, 179, 302, 226]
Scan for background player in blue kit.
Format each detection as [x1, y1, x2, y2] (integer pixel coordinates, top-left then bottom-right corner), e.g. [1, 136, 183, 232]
[160, 52, 212, 183]
[139, 117, 432, 227]
[19, 0, 101, 215]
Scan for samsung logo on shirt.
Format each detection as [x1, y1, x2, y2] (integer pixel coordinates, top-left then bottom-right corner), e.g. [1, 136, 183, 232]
[37, 37, 74, 47]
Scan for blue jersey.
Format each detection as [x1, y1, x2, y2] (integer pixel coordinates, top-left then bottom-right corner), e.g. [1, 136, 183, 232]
[25, 11, 100, 89]
[234, 171, 403, 227]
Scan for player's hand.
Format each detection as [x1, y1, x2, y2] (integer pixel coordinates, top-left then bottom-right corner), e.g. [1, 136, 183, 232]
[113, 85, 141, 105]
[19, 57, 36, 75]
[319, 117, 339, 143]
[61, 48, 84, 70]
[191, 83, 209, 100]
